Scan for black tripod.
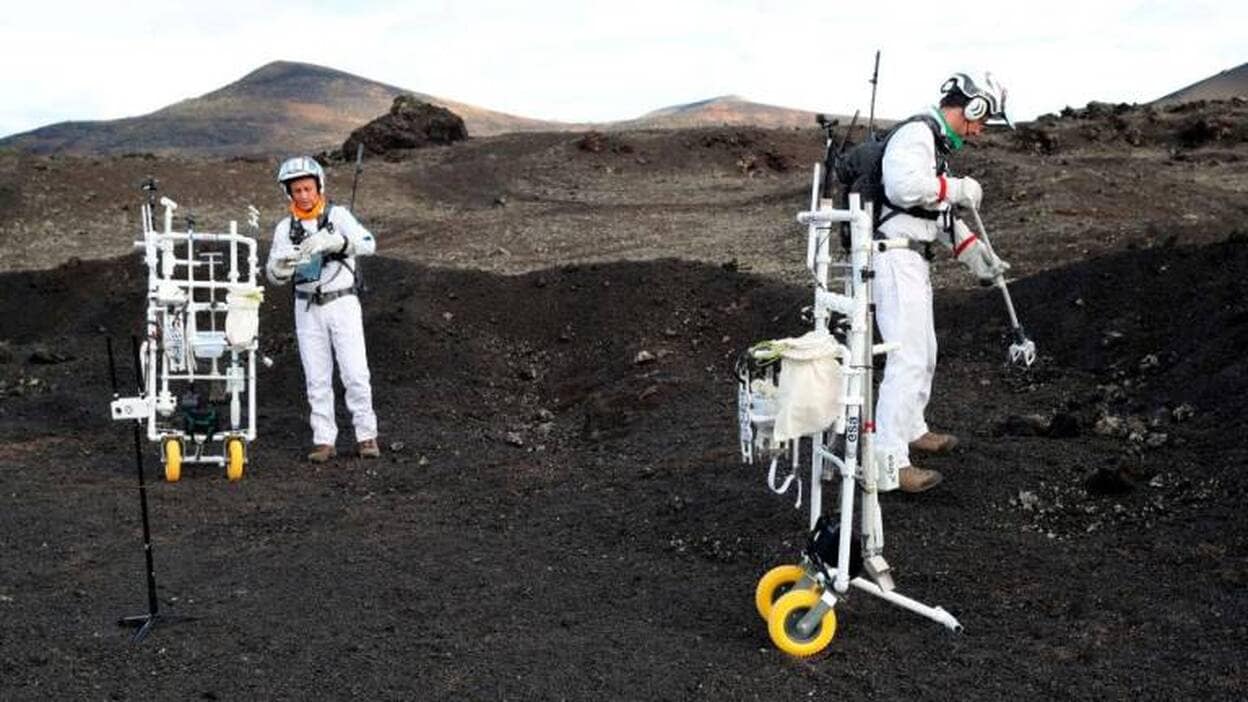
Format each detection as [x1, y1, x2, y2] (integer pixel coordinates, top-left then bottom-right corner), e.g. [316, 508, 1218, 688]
[107, 336, 197, 643]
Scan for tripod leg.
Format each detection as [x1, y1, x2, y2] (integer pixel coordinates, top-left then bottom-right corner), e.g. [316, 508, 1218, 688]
[109, 336, 197, 643]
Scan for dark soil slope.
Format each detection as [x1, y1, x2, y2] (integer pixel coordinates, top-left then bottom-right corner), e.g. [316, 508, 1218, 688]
[0, 242, 1244, 699]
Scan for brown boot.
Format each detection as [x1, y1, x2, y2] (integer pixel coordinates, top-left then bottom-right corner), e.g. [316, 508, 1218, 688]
[909, 432, 959, 454]
[899, 466, 943, 493]
[306, 444, 337, 463]
[357, 438, 381, 459]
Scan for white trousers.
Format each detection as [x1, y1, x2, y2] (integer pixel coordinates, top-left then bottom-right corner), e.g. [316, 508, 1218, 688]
[873, 249, 936, 471]
[294, 295, 378, 446]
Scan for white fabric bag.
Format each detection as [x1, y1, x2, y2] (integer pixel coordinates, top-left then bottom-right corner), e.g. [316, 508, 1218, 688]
[771, 331, 844, 443]
[225, 285, 264, 350]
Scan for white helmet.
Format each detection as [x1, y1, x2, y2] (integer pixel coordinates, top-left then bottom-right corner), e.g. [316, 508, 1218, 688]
[940, 71, 1012, 127]
[277, 156, 325, 197]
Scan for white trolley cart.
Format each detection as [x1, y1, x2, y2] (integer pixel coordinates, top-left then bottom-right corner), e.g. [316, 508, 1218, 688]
[109, 181, 264, 482]
[737, 161, 962, 656]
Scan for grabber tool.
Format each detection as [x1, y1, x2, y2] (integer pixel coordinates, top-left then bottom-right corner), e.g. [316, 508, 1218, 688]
[970, 206, 1036, 366]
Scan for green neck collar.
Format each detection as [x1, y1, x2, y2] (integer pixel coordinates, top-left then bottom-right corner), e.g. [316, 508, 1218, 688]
[932, 107, 964, 150]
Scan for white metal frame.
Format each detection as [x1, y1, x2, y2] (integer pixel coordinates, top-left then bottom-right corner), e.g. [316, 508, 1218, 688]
[740, 163, 962, 637]
[109, 195, 261, 467]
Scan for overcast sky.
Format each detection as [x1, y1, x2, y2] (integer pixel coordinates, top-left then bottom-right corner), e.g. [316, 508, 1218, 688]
[1, 0, 1244, 138]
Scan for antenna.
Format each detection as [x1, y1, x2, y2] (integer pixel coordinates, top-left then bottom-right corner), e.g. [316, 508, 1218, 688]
[867, 50, 881, 138]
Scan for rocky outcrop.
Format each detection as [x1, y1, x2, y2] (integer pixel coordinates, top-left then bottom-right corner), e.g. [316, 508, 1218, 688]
[342, 94, 468, 158]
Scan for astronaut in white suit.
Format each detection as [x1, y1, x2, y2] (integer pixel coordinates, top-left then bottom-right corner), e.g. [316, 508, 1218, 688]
[874, 72, 1012, 492]
[266, 156, 380, 462]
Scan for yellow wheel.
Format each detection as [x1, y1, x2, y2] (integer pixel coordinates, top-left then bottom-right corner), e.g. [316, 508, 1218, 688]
[755, 564, 809, 621]
[226, 439, 245, 482]
[768, 588, 837, 657]
[163, 439, 182, 483]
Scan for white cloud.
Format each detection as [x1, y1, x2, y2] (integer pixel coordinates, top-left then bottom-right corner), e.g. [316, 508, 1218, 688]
[1, 0, 1244, 137]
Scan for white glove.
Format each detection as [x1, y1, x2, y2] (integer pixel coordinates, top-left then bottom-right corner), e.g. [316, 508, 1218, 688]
[297, 230, 349, 259]
[266, 256, 296, 285]
[946, 176, 983, 210]
[951, 220, 1009, 283]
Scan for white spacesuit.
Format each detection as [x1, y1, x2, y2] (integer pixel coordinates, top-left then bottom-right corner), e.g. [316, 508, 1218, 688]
[266, 156, 380, 461]
[873, 72, 1012, 492]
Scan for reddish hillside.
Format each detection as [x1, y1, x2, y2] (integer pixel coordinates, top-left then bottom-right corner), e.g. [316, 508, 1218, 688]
[616, 95, 847, 130]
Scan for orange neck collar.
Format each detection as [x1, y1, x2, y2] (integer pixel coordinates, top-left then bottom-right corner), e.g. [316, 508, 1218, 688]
[289, 196, 326, 221]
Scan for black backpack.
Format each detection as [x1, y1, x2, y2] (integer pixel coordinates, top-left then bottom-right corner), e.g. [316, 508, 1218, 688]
[829, 114, 950, 228]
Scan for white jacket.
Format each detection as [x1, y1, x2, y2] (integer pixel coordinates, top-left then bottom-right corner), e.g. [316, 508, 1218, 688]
[878, 107, 958, 243]
[266, 205, 376, 294]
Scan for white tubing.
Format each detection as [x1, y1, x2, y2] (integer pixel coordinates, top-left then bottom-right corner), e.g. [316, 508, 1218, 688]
[767, 454, 802, 508]
[850, 577, 963, 632]
[806, 165, 821, 270]
[229, 221, 239, 284]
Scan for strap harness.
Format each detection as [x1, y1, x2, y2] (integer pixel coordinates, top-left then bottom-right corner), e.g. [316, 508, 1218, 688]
[874, 114, 951, 228]
[289, 201, 357, 307]
[294, 286, 357, 305]
[873, 115, 955, 261]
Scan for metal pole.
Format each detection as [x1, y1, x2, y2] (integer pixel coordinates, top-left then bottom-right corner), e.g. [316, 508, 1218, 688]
[867, 50, 881, 139]
[129, 337, 160, 623]
[349, 142, 364, 212]
[348, 143, 367, 295]
[108, 335, 162, 642]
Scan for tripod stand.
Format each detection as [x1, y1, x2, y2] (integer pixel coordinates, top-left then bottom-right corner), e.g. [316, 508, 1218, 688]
[107, 336, 197, 643]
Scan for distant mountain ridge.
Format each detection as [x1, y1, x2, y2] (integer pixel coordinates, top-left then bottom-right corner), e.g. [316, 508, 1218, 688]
[0, 62, 567, 156]
[0, 61, 843, 156]
[1153, 62, 1248, 104]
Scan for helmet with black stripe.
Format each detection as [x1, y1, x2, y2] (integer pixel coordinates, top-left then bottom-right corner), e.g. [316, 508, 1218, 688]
[940, 72, 1012, 127]
[276, 156, 325, 198]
